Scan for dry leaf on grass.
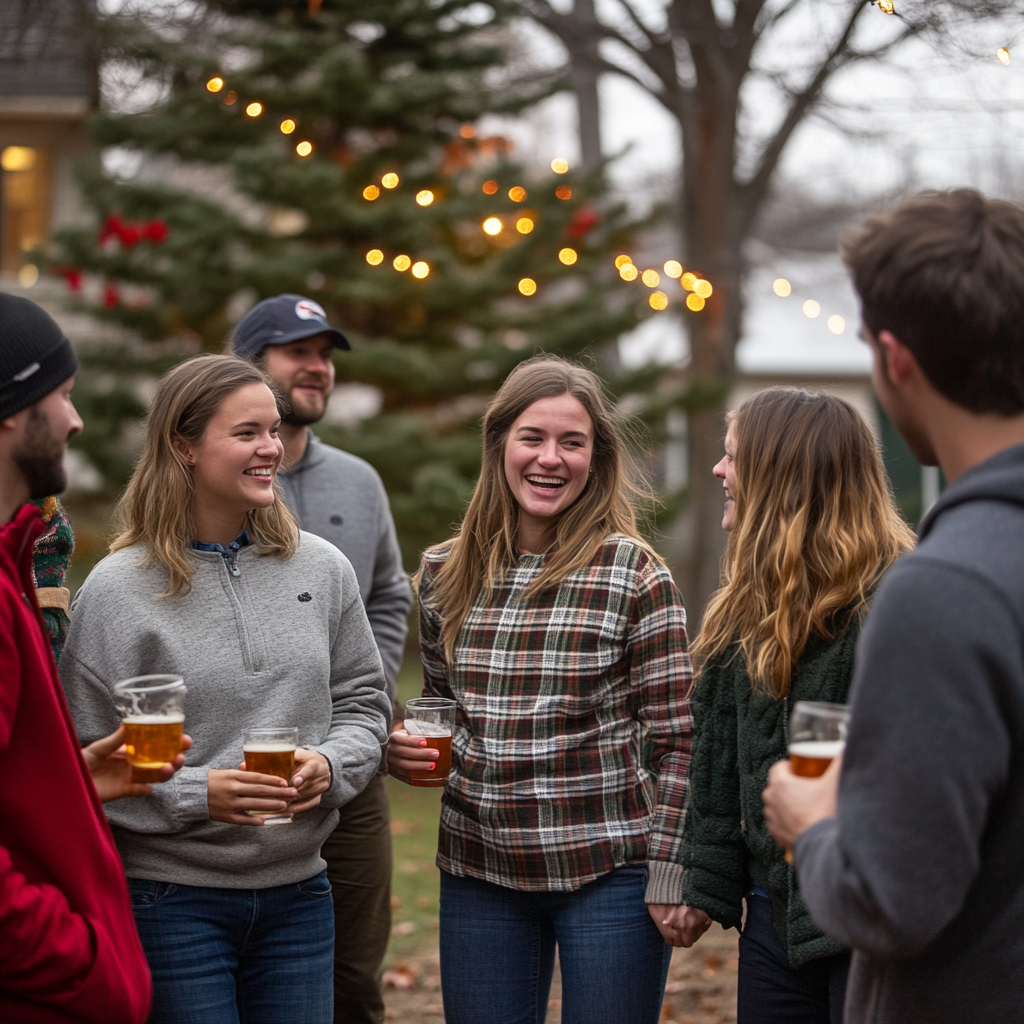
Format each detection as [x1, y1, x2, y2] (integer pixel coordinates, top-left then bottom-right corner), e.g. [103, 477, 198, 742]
[391, 921, 417, 937]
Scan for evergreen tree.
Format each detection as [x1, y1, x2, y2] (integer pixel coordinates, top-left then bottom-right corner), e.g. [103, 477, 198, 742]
[52, 0, 678, 566]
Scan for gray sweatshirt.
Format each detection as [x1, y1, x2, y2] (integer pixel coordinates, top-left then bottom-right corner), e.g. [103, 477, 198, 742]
[796, 443, 1024, 1023]
[279, 431, 412, 698]
[60, 532, 392, 889]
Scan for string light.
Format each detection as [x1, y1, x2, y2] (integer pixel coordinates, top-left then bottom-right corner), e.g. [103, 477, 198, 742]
[827, 315, 846, 334]
[382, 172, 400, 189]
[694, 279, 713, 299]
[516, 217, 535, 234]
[550, 158, 569, 174]
[680, 272, 697, 291]
[558, 248, 578, 265]
[772, 277, 792, 297]
[206, 77, 224, 93]
[416, 190, 435, 206]
[295, 141, 313, 156]
[246, 102, 263, 117]
[460, 125, 476, 139]
[997, 48, 1011, 65]
[686, 293, 706, 312]
[482, 180, 499, 195]
[509, 186, 527, 202]
[393, 254, 412, 271]
[280, 119, 296, 134]
[363, 185, 380, 200]
[555, 186, 572, 200]
[663, 260, 683, 278]
[483, 217, 503, 236]
[225, 91, 237, 105]
[411, 261, 430, 279]
[649, 291, 668, 311]
[619, 264, 638, 282]
[803, 299, 821, 318]
[518, 278, 537, 296]
[614, 254, 633, 269]
[877, 0, 894, 12]
[366, 249, 384, 265]
[642, 269, 661, 288]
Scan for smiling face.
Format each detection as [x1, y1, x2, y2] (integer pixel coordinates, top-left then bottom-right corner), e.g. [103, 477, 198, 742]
[183, 382, 284, 522]
[259, 334, 335, 426]
[712, 420, 738, 532]
[503, 393, 594, 550]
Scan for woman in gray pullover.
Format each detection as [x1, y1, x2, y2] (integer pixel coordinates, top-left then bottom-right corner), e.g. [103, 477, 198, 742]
[60, 355, 391, 1024]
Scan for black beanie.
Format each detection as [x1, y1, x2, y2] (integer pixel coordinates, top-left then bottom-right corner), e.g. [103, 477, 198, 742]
[0, 293, 79, 420]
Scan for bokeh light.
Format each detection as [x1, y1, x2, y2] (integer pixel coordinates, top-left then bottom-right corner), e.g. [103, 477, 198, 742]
[878, 0, 894, 12]
[1, 147, 35, 172]
[619, 264, 638, 282]
[803, 299, 821, 318]
[686, 293, 706, 312]
[518, 278, 537, 296]
[246, 102, 263, 117]
[772, 277, 792, 297]
[827, 314, 846, 334]
[280, 119, 296, 134]
[558, 248, 578, 266]
[509, 186, 527, 202]
[411, 261, 430, 279]
[393, 254, 411, 271]
[649, 291, 668, 311]
[460, 124, 477, 139]
[642, 269, 661, 288]
[382, 172, 400, 189]
[416, 190, 435, 206]
[363, 185, 380, 200]
[206, 77, 224, 93]
[550, 158, 570, 174]
[555, 186, 572, 200]
[663, 260, 683, 278]
[224, 91, 237, 105]
[295, 141, 313, 157]
[516, 217, 535, 234]
[680, 272, 697, 291]
[614, 254, 633, 269]
[482, 180, 499, 195]
[694, 279, 713, 299]
[483, 217, 503, 236]
[366, 249, 384, 265]
[997, 47, 1011, 65]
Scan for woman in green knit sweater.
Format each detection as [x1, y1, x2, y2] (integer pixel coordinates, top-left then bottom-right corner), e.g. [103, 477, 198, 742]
[672, 388, 914, 1023]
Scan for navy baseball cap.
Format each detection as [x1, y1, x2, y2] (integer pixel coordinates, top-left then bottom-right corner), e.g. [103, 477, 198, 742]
[232, 294, 350, 358]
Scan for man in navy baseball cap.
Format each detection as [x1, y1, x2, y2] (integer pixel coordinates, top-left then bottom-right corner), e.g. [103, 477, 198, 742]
[233, 294, 350, 358]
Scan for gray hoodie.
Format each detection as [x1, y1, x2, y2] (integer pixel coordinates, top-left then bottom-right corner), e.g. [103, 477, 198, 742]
[796, 443, 1024, 1023]
[60, 532, 392, 889]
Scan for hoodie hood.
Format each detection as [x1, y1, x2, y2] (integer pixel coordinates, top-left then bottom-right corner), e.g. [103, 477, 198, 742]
[919, 442, 1024, 540]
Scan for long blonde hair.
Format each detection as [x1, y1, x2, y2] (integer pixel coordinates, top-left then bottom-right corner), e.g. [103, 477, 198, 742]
[111, 354, 299, 595]
[417, 355, 655, 663]
[694, 387, 914, 697]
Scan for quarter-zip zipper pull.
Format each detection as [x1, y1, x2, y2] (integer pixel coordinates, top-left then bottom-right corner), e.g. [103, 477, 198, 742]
[227, 542, 242, 577]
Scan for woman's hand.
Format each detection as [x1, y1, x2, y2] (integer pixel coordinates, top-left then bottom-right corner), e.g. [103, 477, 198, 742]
[288, 749, 332, 815]
[387, 723, 439, 785]
[648, 904, 713, 947]
[82, 726, 192, 803]
[208, 768, 297, 825]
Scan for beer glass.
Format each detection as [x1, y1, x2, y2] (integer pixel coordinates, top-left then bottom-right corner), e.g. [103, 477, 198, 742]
[243, 727, 299, 825]
[112, 674, 187, 783]
[403, 697, 456, 788]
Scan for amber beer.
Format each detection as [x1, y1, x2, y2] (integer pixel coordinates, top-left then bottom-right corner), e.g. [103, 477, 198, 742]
[404, 697, 457, 788]
[788, 739, 845, 778]
[243, 743, 296, 783]
[123, 714, 186, 782]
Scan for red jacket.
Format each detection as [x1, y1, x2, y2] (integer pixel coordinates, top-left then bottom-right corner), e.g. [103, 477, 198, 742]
[0, 504, 151, 1023]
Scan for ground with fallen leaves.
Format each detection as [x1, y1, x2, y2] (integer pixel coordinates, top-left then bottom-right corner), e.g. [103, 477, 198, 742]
[382, 922, 739, 1023]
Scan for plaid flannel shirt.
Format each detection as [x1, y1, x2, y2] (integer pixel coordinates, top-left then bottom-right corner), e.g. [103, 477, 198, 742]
[419, 535, 693, 902]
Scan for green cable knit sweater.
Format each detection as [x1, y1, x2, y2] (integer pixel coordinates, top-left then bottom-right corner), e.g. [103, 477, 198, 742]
[679, 614, 860, 967]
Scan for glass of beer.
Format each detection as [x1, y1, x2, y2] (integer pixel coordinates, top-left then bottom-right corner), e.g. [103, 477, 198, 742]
[112, 674, 187, 784]
[242, 727, 299, 825]
[403, 698, 456, 788]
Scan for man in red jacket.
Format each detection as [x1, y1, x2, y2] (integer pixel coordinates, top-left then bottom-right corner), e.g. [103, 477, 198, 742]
[0, 293, 167, 1023]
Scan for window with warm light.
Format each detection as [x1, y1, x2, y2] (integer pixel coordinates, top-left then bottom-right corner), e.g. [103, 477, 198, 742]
[1, 146, 51, 275]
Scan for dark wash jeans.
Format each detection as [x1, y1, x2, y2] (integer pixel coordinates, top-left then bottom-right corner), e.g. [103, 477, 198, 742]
[439, 865, 672, 1024]
[129, 870, 334, 1024]
[738, 894, 850, 1024]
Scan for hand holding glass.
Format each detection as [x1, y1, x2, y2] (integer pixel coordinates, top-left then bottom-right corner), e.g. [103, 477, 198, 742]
[112, 674, 187, 783]
[403, 698, 456, 787]
[243, 727, 299, 824]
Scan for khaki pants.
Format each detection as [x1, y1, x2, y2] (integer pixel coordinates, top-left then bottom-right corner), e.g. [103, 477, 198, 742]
[322, 775, 392, 1024]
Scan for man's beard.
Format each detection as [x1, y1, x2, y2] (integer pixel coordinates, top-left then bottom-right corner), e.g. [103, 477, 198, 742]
[283, 383, 328, 426]
[12, 404, 68, 499]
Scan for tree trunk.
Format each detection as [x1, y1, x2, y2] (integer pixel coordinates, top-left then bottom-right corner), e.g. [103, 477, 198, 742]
[566, 0, 602, 169]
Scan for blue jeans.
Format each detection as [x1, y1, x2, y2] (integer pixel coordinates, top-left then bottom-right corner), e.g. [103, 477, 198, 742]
[439, 866, 672, 1024]
[737, 894, 850, 1024]
[129, 871, 335, 1024]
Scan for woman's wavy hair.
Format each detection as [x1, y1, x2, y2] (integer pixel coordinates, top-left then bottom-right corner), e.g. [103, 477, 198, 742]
[417, 354, 656, 663]
[110, 354, 299, 595]
[694, 387, 914, 697]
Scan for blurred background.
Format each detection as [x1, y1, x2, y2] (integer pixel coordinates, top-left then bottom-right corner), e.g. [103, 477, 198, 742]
[4, 1, 1022, 1017]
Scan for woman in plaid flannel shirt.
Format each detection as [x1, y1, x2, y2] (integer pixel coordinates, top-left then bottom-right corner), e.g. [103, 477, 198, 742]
[390, 356, 693, 1024]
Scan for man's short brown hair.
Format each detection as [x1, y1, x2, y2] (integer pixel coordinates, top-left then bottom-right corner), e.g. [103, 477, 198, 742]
[842, 189, 1024, 414]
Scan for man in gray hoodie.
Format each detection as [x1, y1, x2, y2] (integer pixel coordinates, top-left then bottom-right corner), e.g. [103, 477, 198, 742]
[763, 190, 1024, 1022]
[234, 295, 412, 1024]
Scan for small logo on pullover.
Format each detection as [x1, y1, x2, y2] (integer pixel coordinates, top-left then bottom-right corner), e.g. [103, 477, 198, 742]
[298, 592, 312, 603]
